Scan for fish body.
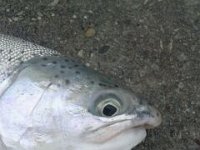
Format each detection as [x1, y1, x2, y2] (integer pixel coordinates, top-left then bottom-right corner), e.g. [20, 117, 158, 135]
[0, 34, 161, 150]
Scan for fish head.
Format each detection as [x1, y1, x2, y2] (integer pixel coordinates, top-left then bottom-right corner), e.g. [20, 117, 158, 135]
[63, 88, 162, 150]
[0, 56, 161, 150]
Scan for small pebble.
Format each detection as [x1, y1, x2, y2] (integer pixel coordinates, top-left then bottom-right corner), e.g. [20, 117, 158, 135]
[17, 11, 24, 16]
[37, 12, 43, 17]
[37, 16, 42, 20]
[8, 18, 12, 22]
[48, 0, 59, 6]
[178, 82, 184, 89]
[178, 53, 187, 61]
[85, 27, 96, 38]
[84, 15, 88, 19]
[78, 50, 84, 58]
[12, 17, 19, 21]
[90, 53, 95, 58]
[72, 15, 77, 19]
[31, 18, 37, 21]
[88, 10, 93, 14]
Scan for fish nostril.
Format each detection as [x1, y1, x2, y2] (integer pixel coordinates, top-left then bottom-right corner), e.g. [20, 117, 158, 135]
[129, 105, 156, 119]
[137, 110, 154, 118]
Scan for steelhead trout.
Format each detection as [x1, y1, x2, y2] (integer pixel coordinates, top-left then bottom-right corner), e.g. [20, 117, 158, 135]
[0, 34, 161, 150]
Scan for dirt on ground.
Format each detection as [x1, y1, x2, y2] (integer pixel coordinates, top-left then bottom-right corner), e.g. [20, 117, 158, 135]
[0, 0, 199, 149]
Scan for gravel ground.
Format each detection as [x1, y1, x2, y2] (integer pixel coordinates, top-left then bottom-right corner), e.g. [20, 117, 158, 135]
[0, 0, 200, 149]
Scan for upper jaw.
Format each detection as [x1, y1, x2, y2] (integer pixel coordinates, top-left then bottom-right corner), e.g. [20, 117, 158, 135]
[129, 104, 162, 128]
[83, 105, 161, 143]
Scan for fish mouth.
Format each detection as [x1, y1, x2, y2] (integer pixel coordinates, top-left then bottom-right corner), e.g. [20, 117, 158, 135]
[84, 107, 161, 143]
[84, 120, 147, 144]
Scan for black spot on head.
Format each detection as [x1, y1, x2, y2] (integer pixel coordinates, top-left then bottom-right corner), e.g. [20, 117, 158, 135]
[60, 70, 65, 74]
[68, 66, 72, 69]
[65, 79, 70, 84]
[54, 75, 59, 78]
[19, 61, 24, 64]
[52, 61, 57, 64]
[90, 81, 94, 84]
[42, 57, 48, 61]
[41, 64, 47, 67]
[75, 71, 80, 74]
[8, 57, 12, 61]
[74, 64, 79, 67]
[65, 59, 69, 62]
[60, 65, 66, 69]
[21, 50, 25, 54]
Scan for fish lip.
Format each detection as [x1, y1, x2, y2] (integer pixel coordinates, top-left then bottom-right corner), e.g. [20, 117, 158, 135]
[83, 120, 132, 143]
[87, 119, 131, 133]
[90, 116, 161, 133]
[84, 113, 161, 143]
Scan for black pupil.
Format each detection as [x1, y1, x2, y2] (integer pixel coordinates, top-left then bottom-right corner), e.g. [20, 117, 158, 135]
[103, 104, 117, 116]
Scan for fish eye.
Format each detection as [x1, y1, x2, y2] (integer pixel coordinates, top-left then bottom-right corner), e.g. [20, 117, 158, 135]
[97, 98, 121, 117]
[102, 104, 117, 116]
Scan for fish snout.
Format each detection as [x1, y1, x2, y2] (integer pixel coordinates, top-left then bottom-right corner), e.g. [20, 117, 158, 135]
[129, 104, 162, 129]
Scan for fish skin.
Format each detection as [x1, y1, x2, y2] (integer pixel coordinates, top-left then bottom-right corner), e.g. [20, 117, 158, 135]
[0, 34, 161, 150]
[0, 34, 60, 82]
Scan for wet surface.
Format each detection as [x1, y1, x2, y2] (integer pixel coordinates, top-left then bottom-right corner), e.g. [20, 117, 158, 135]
[0, 0, 199, 149]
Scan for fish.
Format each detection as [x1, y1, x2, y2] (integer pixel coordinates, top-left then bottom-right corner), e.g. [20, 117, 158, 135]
[0, 34, 161, 150]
